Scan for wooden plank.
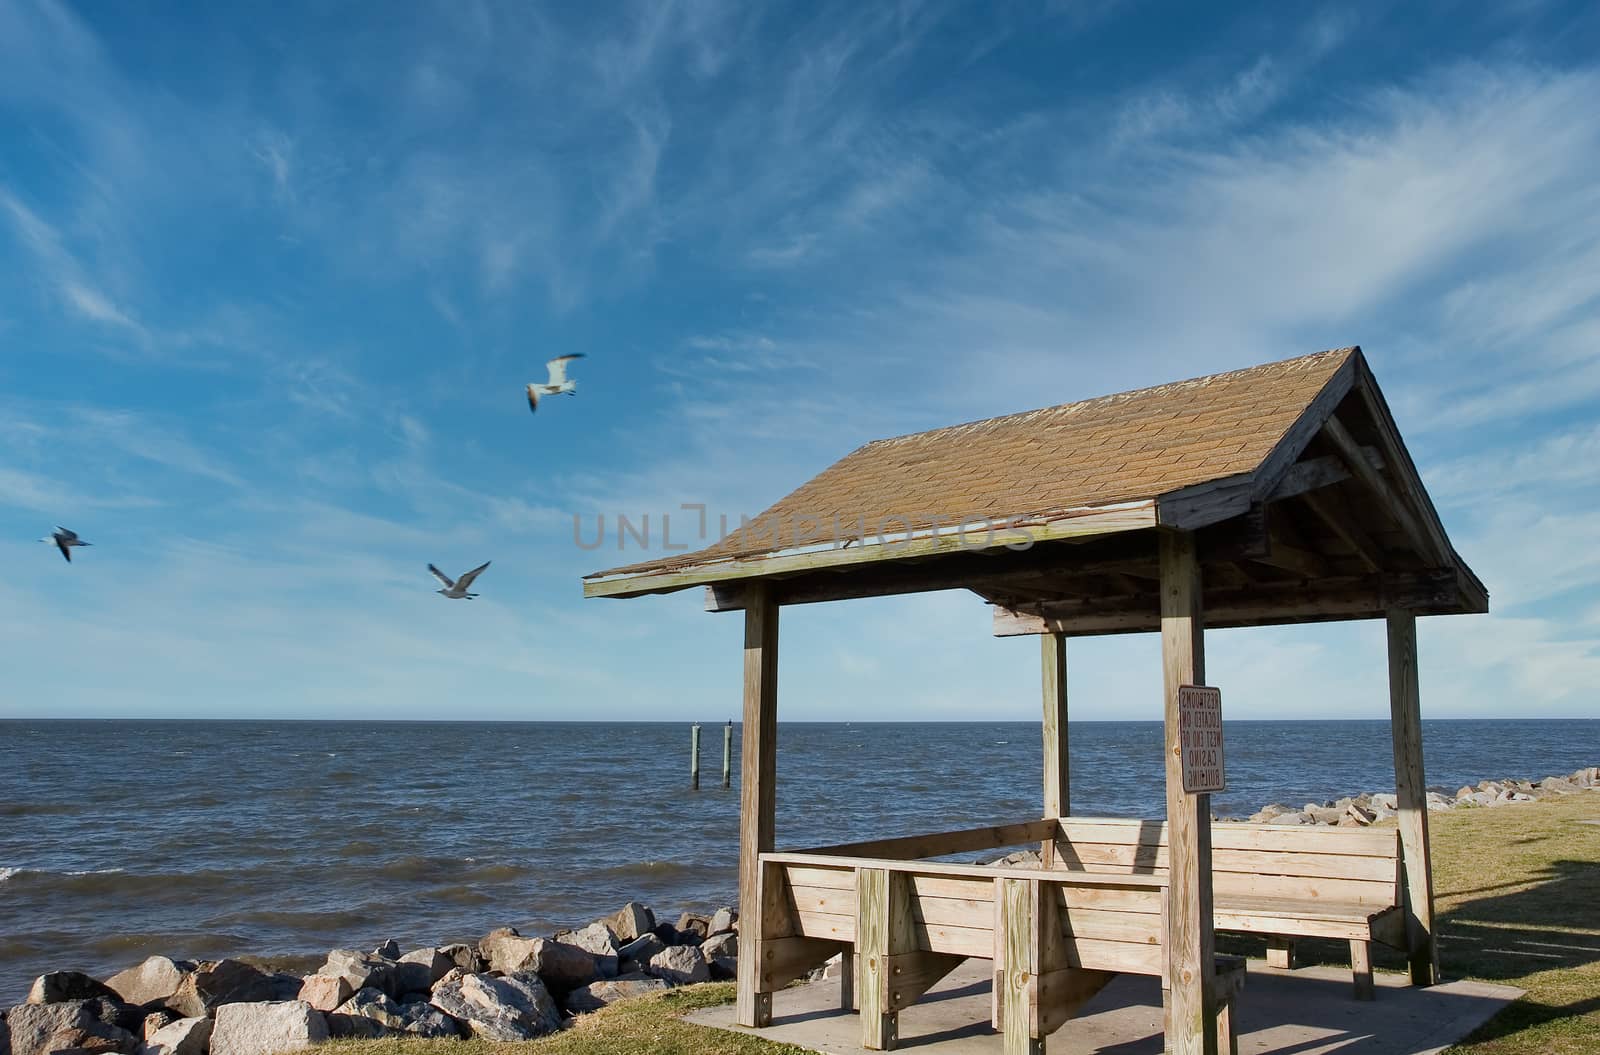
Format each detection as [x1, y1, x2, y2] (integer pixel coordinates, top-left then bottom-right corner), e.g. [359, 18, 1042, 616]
[1056, 840, 1402, 883]
[1351, 360, 1454, 565]
[1265, 447, 1385, 501]
[992, 568, 1465, 636]
[1157, 475, 1256, 532]
[909, 874, 995, 902]
[998, 877, 1043, 1055]
[1161, 530, 1217, 1055]
[1042, 632, 1070, 868]
[783, 865, 856, 890]
[1212, 910, 1369, 942]
[1265, 937, 1296, 970]
[1388, 610, 1439, 986]
[883, 951, 965, 1011]
[790, 885, 858, 916]
[912, 921, 995, 959]
[856, 867, 900, 1050]
[794, 911, 855, 943]
[912, 895, 999, 930]
[756, 935, 841, 991]
[735, 587, 779, 1028]
[762, 851, 1169, 887]
[1037, 969, 1116, 1034]
[1057, 816, 1399, 857]
[797, 818, 1057, 860]
[1058, 907, 1163, 945]
[1323, 415, 1436, 562]
[586, 501, 1160, 599]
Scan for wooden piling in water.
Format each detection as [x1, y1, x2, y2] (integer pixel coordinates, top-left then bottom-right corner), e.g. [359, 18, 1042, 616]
[722, 720, 733, 788]
[691, 723, 702, 790]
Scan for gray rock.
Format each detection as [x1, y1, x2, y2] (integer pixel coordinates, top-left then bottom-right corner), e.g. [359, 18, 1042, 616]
[437, 944, 483, 974]
[563, 975, 669, 1014]
[1275, 811, 1313, 825]
[165, 961, 290, 1018]
[371, 940, 401, 961]
[107, 959, 193, 1010]
[646, 945, 710, 986]
[5, 1001, 139, 1055]
[295, 976, 352, 1013]
[701, 933, 738, 980]
[27, 973, 122, 1006]
[675, 913, 710, 943]
[708, 908, 736, 936]
[315, 951, 394, 998]
[554, 924, 619, 978]
[327, 989, 458, 1039]
[603, 903, 656, 943]
[478, 930, 538, 974]
[428, 973, 562, 1042]
[141, 1016, 212, 1055]
[209, 1002, 328, 1055]
[1370, 793, 1398, 811]
[430, 968, 467, 994]
[391, 950, 451, 995]
[617, 933, 666, 972]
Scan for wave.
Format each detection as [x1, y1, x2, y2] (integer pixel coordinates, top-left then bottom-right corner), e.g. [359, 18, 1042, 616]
[0, 867, 18, 884]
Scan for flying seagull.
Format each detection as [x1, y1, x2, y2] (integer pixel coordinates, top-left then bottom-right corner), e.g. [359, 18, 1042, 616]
[527, 354, 584, 414]
[41, 526, 91, 563]
[428, 560, 491, 599]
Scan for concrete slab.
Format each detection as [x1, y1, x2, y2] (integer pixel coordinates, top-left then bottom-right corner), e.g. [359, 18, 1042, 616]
[687, 959, 1523, 1055]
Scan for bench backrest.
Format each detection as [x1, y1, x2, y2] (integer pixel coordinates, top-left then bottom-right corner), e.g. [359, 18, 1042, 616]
[775, 858, 1166, 975]
[1052, 817, 1402, 908]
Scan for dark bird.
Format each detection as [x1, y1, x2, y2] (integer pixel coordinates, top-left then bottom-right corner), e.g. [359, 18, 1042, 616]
[41, 526, 91, 563]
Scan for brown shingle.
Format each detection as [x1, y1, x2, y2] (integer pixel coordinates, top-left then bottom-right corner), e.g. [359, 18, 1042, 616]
[591, 348, 1356, 579]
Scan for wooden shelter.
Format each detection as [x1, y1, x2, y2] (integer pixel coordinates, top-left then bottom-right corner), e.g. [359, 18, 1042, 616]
[583, 347, 1486, 1055]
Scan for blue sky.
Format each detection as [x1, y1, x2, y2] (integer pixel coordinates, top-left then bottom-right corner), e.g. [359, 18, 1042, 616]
[2, 0, 1598, 721]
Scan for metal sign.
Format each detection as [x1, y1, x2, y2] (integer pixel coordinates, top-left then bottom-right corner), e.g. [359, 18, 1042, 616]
[1178, 685, 1225, 794]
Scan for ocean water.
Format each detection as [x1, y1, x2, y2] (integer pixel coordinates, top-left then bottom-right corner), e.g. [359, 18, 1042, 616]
[1, 718, 1595, 1001]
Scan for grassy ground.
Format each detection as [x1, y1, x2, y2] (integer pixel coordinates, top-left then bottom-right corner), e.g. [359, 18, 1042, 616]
[327, 793, 1600, 1055]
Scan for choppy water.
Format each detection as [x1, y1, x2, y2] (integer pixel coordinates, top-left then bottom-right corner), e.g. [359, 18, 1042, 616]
[1, 718, 1595, 1001]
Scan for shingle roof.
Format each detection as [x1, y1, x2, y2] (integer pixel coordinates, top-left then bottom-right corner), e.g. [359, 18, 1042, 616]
[591, 347, 1357, 582]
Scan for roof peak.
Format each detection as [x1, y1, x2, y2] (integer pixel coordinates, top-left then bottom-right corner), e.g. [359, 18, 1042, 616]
[860, 346, 1361, 451]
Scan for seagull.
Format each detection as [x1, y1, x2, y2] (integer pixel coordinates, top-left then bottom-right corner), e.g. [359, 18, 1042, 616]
[526, 354, 585, 414]
[428, 560, 491, 599]
[41, 526, 91, 563]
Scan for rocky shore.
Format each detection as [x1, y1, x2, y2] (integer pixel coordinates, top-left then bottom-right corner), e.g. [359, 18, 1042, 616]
[1230, 765, 1600, 826]
[0, 900, 740, 1055]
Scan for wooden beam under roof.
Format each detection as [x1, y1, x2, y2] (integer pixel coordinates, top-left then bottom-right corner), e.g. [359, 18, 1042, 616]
[990, 569, 1472, 637]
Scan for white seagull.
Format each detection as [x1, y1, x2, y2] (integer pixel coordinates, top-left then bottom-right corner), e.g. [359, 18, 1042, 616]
[428, 560, 491, 599]
[42, 526, 92, 563]
[526, 354, 585, 414]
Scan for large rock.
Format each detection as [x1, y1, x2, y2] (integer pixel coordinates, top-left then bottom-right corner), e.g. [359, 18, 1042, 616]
[430, 968, 467, 994]
[481, 935, 603, 992]
[326, 989, 458, 1039]
[674, 914, 710, 943]
[141, 1016, 212, 1055]
[436, 944, 482, 974]
[315, 951, 396, 998]
[554, 924, 618, 978]
[617, 933, 666, 974]
[603, 903, 655, 943]
[27, 973, 122, 1006]
[208, 1002, 328, 1055]
[701, 933, 739, 980]
[4, 1000, 139, 1055]
[563, 975, 669, 1014]
[371, 941, 401, 961]
[396, 949, 455, 990]
[708, 908, 736, 936]
[646, 945, 710, 986]
[165, 961, 296, 1018]
[428, 973, 562, 1042]
[106, 959, 192, 1009]
[141, 1011, 177, 1041]
[296, 976, 352, 1013]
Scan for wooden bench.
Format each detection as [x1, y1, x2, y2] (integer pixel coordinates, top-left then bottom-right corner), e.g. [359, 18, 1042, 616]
[762, 849, 1245, 1054]
[1051, 817, 1406, 999]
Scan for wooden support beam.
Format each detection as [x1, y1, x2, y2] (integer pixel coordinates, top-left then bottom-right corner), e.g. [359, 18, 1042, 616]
[998, 877, 1045, 1055]
[1161, 531, 1218, 1055]
[1266, 447, 1384, 501]
[857, 868, 915, 1050]
[1352, 363, 1455, 564]
[736, 586, 780, 1028]
[1298, 487, 1384, 572]
[1387, 610, 1439, 986]
[1323, 416, 1439, 563]
[1042, 633, 1069, 867]
[992, 569, 1463, 637]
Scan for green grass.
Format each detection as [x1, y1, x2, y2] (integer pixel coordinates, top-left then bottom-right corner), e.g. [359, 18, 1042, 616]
[327, 793, 1600, 1055]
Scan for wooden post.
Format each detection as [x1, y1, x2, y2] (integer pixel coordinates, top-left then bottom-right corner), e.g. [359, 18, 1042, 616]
[735, 586, 780, 1028]
[998, 877, 1043, 1055]
[723, 719, 733, 789]
[1160, 531, 1217, 1055]
[856, 868, 901, 1050]
[1041, 633, 1069, 867]
[691, 723, 702, 790]
[1387, 609, 1438, 986]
